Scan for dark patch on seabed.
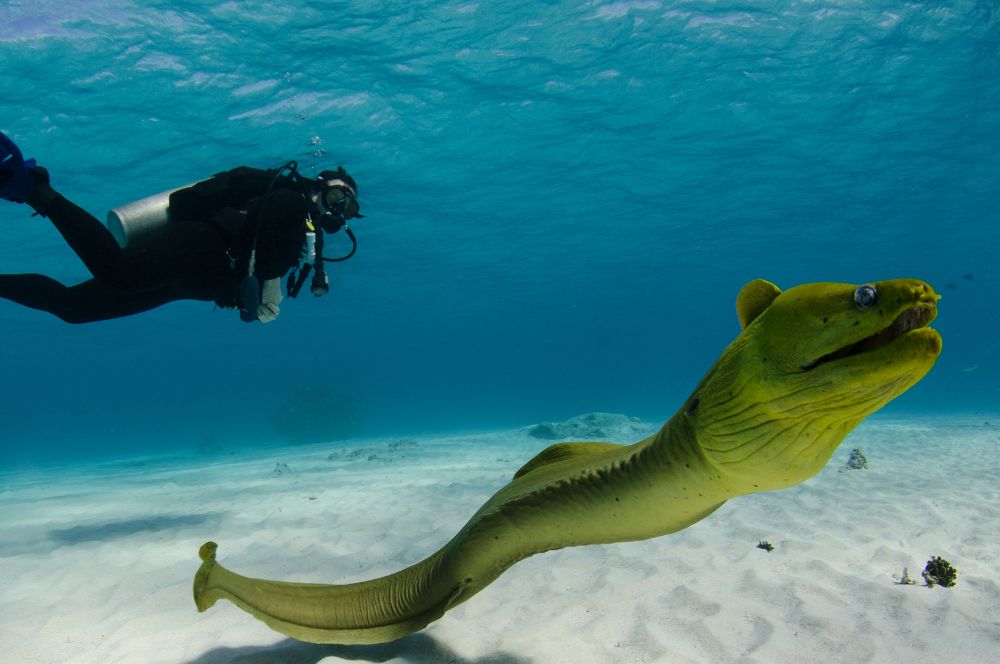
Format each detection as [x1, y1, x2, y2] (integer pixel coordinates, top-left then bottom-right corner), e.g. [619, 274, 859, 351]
[48, 513, 222, 545]
[183, 633, 531, 664]
[1, 512, 225, 556]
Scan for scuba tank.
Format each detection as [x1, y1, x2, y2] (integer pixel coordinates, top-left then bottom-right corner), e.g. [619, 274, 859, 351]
[106, 182, 198, 248]
[106, 166, 270, 248]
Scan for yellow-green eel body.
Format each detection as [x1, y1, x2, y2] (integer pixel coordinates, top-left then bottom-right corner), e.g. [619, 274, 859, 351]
[194, 278, 942, 644]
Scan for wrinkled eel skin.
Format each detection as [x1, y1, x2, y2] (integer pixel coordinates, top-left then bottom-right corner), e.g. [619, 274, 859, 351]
[194, 278, 941, 644]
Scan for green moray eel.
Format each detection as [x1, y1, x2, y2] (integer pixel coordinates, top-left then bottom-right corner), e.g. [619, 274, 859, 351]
[193, 278, 942, 644]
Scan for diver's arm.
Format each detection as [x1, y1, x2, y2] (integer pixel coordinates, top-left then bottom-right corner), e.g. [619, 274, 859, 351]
[257, 278, 282, 323]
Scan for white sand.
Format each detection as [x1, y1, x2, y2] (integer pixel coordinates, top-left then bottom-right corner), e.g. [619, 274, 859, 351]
[2, 416, 999, 664]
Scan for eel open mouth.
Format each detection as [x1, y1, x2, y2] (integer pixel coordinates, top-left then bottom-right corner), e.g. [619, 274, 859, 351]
[802, 304, 936, 371]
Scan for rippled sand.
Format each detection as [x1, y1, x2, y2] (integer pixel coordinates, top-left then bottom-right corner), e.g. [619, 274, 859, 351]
[2, 416, 998, 663]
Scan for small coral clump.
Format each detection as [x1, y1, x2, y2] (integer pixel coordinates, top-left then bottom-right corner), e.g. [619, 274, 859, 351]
[757, 540, 774, 552]
[922, 556, 957, 587]
[897, 567, 917, 585]
[844, 448, 868, 470]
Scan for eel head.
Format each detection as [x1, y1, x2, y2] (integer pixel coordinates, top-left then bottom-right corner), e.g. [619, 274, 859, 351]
[693, 278, 941, 491]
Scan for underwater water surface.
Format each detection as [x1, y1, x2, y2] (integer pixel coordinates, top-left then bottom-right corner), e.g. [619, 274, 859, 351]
[1, 1, 998, 463]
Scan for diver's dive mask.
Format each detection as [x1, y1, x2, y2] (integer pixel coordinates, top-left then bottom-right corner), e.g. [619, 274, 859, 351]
[315, 178, 361, 233]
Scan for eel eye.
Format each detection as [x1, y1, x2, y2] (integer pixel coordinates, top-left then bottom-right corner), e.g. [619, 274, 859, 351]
[854, 283, 878, 309]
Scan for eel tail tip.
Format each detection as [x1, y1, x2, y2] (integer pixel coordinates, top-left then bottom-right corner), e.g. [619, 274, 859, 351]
[193, 541, 220, 612]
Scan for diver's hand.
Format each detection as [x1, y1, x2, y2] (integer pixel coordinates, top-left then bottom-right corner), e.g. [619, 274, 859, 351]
[256, 278, 282, 323]
[257, 302, 280, 323]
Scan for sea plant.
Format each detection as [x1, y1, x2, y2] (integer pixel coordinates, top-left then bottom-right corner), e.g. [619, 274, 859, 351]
[922, 556, 957, 587]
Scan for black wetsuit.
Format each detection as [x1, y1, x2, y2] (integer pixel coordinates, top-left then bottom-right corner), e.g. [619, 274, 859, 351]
[0, 167, 307, 324]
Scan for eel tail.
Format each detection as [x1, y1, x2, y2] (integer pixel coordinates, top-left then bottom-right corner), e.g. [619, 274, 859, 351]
[193, 541, 464, 644]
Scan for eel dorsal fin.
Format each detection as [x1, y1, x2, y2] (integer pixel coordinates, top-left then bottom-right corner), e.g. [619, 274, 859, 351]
[513, 441, 625, 480]
[736, 279, 781, 329]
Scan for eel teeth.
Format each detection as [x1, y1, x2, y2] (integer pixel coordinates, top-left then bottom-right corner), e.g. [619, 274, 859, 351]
[802, 304, 935, 371]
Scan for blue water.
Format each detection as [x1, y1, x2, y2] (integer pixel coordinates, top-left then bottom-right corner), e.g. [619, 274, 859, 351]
[1, 1, 997, 465]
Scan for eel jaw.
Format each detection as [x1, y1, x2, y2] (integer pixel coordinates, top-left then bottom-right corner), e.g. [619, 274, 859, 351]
[800, 304, 937, 371]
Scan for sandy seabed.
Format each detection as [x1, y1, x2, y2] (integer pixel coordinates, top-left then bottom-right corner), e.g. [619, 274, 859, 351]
[2, 415, 999, 664]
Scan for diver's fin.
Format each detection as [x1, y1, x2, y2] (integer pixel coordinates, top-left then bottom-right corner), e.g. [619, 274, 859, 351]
[513, 441, 624, 480]
[0, 131, 39, 204]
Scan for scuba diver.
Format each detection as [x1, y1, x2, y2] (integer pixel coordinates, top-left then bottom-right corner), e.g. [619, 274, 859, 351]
[0, 131, 362, 324]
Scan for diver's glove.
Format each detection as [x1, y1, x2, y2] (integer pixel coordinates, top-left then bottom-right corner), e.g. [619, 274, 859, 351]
[257, 302, 280, 323]
[257, 278, 282, 323]
[0, 131, 39, 204]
